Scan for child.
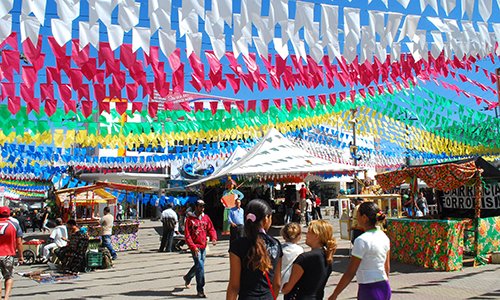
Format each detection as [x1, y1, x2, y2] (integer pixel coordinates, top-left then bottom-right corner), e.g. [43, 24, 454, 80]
[283, 220, 337, 300]
[280, 223, 304, 289]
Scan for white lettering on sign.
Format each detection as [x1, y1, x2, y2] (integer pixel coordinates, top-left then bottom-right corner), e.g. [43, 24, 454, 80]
[442, 183, 500, 209]
[136, 180, 160, 189]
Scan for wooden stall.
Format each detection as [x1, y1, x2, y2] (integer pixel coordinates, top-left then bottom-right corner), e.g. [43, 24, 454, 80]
[55, 181, 153, 252]
[338, 194, 403, 240]
[376, 158, 500, 271]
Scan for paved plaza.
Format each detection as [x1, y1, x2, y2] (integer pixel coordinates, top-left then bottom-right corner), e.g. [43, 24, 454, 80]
[13, 219, 500, 300]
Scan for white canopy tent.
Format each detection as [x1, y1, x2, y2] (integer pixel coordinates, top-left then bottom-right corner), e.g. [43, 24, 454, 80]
[188, 128, 362, 186]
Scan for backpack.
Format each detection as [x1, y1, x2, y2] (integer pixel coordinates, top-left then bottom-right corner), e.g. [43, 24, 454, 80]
[163, 218, 176, 231]
[100, 248, 113, 269]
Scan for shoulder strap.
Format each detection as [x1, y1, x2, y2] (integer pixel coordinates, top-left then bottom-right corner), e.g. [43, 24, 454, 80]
[264, 272, 276, 300]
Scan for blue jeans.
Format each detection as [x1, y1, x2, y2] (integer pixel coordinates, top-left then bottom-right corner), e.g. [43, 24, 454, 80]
[102, 235, 117, 259]
[185, 248, 206, 293]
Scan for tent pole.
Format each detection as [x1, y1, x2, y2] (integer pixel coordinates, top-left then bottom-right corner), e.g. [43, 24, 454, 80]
[474, 172, 482, 267]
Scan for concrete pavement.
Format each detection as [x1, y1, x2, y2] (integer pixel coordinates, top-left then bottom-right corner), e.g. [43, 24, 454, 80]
[12, 219, 500, 300]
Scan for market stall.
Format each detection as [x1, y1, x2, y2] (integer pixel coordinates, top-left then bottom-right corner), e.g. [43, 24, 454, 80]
[337, 194, 403, 240]
[376, 158, 500, 270]
[55, 181, 153, 252]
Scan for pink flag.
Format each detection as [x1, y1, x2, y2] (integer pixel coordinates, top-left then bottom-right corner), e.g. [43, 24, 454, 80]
[247, 100, 257, 112]
[58, 84, 72, 102]
[235, 100, 245, 113]
[126, 83, 138, 101]
[261, 99, 269, 113]
[44, 98, 57, 117]
[132, 101, 143, 113]
[210, 101, 218, 115]
[285, 97, 293, 112]
[40, 84, 54, 100]
[81, 100, 93, 118]
[115, 101, 128, 115]
[273, 98, 281, 110]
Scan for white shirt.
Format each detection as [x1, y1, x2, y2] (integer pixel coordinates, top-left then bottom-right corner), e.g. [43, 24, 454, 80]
[50, 225, 68, 248]
[280, 242, 304, 285]
[161, 208, 179, 231]
[351, 229, 390, 284]
[305, 199, 313, 212]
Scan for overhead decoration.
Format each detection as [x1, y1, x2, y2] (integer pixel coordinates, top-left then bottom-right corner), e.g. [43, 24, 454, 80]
[0, 0, 497, 193]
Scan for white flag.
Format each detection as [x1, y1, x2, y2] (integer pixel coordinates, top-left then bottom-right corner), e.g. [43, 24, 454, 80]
[80, 21, 99, 50]
[51, 18, 72, 46]
[107, 24, 124, 50]
[132, 27, 151, 55]
[118, 1, 140, 32]
[158, 29, 177, 57]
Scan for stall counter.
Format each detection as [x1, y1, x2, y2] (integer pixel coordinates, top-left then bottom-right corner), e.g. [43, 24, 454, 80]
[86, 221, 140, 252]
[387, 218, 467, 271]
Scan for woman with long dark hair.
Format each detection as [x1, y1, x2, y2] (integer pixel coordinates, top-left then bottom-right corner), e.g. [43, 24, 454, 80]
[328, 202, 391, 300]
[227, 199, 283, 300]
[282, 220, 337, 300]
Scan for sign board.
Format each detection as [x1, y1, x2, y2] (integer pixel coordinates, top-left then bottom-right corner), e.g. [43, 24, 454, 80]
[137, 179, 160, 190]
[440, 182, 500, 218]
[442, 183, 500, 210]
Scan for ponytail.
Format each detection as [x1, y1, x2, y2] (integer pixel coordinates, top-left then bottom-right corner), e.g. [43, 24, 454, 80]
[308, 220, 337, 265]
[324, 239, 337, 265]
[244, 199, 273, 273]
[359, 202, 386, 226]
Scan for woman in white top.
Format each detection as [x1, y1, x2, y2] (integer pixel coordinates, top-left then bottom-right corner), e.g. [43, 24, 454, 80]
[328, 202, 391, 300]
[280, 222, 304, 289]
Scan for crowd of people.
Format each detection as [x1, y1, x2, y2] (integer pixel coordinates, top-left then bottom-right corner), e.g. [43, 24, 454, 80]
[153, 193, 391, 299]
[1, 183, 394, 300]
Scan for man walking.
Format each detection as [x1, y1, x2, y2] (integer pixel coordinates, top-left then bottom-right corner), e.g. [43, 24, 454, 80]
[298, 184, 309, 223]
[183, 200, 217, 298]
[228, 199, 244, 243]
[159, 203, 178, 252]
[42, 218, 68, 263]
[0, 207, 23, 300]
[100, 207, 117, 260]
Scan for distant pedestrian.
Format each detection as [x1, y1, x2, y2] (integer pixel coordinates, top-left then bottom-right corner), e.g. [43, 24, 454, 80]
[183, 200, 217, 298]
[100, 207, 117, 260]
[280, 223, 303, 288]
[159, 203, 178, 252]
[0, 206, 24, 300]
[283, 220, 337, 300]
[328, 202, 390, 300]
[305, 197, 313, 226]
[313, 194, 323, 220]
[298, 184, 309, 223]
[227, 199, 283, 300]
[116, 203, 123, 221]
[416, 192, 428, 217]
[41, 207, 51, 233]
[228, 199, 244, 243]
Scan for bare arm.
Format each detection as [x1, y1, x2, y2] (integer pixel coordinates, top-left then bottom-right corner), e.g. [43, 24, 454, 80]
[328, 256, 362, 300]
[384, 250, 390, 277]
[272, 257, 282, 298]
[226, 253, 241, 300]
[281, 263, 304, 295]
[16, 237, 23, 263]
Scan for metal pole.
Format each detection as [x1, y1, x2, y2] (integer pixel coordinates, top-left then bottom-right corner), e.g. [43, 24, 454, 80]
[351, 109, 358, 194]
[496, 68, 500, 136]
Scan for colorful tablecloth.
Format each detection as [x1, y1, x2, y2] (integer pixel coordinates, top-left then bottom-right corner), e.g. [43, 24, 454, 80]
[387, 218, 466, 271]
[87, 222, 140, 252]
[464, 216, 500, 264]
